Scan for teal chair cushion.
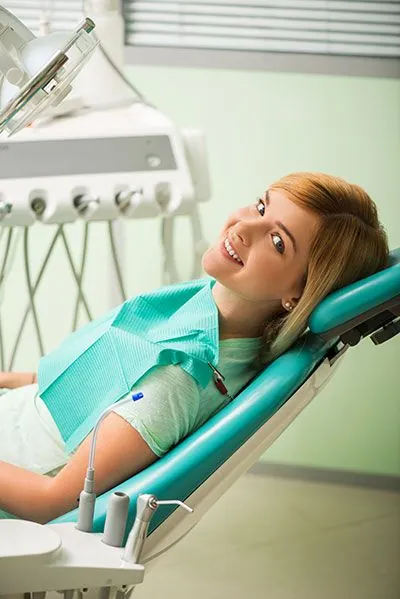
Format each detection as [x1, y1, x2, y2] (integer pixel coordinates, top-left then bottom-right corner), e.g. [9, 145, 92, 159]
[310, 248, 400, 336]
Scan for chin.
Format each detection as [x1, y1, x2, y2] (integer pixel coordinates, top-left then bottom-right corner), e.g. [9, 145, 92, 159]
[203, 244, 244, 281]
[202, 258, 234, 294]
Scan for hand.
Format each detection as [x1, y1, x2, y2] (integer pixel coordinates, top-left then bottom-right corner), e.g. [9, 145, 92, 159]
[0, 372, 37, 389]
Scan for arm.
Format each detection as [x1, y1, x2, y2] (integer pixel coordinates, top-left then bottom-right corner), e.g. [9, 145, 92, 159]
[0, 371, 37, 389]
[0, 412, 157, 523]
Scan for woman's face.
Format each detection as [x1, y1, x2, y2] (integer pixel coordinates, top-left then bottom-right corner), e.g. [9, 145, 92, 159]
[202, 188, 320, 308]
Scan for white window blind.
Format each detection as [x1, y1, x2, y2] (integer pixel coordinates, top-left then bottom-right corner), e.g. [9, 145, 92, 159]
[123, 0, 400, 58]
[4, 1, 83, 34]
[5, 1, 400, 70]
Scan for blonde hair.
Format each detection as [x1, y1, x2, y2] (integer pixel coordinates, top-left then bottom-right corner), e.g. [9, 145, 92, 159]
[260, 172, 389, 365]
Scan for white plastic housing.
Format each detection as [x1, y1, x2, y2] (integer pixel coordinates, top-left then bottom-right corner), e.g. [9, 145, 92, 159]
[0, 103, 211, 226]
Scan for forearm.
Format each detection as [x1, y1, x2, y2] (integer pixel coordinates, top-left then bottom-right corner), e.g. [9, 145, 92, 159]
[0, 460, 72, 524]
[0, 372, 37, 389]
[0, 414, 156, 524]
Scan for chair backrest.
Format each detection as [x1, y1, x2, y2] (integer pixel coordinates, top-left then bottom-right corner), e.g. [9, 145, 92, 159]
[309, 248, 400, 347]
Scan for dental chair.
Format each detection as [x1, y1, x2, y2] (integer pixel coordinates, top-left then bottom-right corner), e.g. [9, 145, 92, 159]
[1, 248, 399, 598]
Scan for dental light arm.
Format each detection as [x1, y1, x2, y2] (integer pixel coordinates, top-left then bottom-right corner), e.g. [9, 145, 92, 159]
[0, 5, 98, 136]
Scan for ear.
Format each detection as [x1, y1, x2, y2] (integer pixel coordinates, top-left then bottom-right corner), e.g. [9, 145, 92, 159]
[282, 277, 306, 313]
[282, 299, 294, 313]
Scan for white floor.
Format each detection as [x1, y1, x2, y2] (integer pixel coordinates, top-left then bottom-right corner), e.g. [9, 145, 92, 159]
[134, 472, 400, 599]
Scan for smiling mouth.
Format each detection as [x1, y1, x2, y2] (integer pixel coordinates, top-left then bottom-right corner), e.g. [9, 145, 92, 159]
[222, 237, 244, 265]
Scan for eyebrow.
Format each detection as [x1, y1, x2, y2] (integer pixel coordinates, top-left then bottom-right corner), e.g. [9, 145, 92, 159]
[264, 190, 297, 253]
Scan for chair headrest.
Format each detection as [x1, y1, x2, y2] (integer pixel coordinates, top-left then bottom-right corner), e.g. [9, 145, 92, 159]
[309, 248, 400, 346]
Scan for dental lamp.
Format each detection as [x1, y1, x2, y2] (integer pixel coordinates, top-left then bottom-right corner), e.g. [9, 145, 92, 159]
[0, 5, 98, 136]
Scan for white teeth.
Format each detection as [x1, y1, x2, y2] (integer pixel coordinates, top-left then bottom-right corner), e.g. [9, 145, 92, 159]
[224, 238, 243, 264]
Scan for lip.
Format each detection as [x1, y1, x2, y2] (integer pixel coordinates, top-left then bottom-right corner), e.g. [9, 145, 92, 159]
[220, 236, 244, 266]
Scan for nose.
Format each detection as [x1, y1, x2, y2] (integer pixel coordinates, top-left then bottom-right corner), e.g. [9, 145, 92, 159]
[232, 212, 265, 246]
[232, 225, 249, 247]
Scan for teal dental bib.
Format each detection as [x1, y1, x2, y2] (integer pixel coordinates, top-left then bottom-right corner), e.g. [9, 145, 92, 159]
[38, 278, 219, 452]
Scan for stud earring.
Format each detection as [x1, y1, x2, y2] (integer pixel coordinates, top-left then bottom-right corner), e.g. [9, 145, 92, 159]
[285, 302, 293, 311]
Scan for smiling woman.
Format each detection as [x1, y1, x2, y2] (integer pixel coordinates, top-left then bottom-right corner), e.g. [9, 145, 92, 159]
[203, 171, 389, 362]
[0, 171, 389, 524]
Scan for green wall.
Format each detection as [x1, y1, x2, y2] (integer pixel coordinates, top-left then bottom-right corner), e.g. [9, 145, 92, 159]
[127, 65, 400, 476]
[3, 65, 398, 477]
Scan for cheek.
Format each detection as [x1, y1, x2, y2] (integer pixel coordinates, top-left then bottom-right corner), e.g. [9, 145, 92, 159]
[249, 247, 280, 276]
[245, 252, 293, 296]
[202, 246, 220, 275]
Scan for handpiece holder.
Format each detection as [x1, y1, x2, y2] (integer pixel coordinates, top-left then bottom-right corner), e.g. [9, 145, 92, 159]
[73, 192, 100, 219]
[123, 494, 193, 564]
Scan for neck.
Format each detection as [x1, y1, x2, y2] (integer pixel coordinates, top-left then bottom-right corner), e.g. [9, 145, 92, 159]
[212, 282, 281, 340]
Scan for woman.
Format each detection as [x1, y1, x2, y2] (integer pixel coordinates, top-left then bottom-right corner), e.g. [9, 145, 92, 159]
[0, 172, 389, 523]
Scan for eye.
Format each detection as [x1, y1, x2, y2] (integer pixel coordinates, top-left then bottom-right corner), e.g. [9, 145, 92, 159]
[256, 198, 265, 216]
[272, 233, 285, 255]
